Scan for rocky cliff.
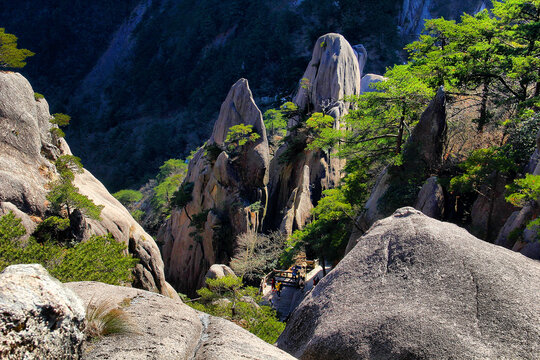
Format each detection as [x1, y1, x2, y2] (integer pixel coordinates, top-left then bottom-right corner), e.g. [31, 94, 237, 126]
[0, 71, 173, 297]
[158, 78, 270, 295]
[266, 33, 360, 235]
[278, 207, 540, 359]
[158, 33, 362, 294]
[1, 1, 491, 192]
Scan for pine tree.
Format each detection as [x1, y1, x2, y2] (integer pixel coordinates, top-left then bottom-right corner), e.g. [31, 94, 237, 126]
[0, 28, 34, 68]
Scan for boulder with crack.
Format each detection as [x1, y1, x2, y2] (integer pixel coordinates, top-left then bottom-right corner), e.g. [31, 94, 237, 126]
[278, 207, 540, 360]
[67, 281, 295, 360]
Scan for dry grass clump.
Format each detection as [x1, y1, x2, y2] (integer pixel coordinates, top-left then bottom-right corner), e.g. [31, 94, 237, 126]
[85, 298, 134, 339]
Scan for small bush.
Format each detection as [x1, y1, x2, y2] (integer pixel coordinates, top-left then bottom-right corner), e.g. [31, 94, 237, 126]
[50, 113, 71, 127]
[170, 182, 194, 209]
[51, 234, 138, 284]
[225, 124, 260, 154]
[156, 159, 187, 184]
[188, 276, 285, 344]
[32, 216, 71, 244]
[34, 92, 44, 100]
[130, 210, 144, 222]
[49, 127, 65, 139]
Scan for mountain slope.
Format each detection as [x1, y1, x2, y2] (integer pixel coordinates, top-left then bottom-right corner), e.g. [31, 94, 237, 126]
[1, 0, 486, 191]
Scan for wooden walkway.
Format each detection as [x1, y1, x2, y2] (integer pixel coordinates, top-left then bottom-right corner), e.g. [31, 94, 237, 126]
[262, 265, 330, 321]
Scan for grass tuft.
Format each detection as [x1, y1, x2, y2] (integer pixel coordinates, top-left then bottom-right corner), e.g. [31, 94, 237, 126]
[85, 298, 134, 339]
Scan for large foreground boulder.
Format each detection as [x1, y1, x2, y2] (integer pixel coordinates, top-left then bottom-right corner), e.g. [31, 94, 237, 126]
[67, 281, 295, 360]
[278, 207, 540, 359]
[0, 264, 86, 360]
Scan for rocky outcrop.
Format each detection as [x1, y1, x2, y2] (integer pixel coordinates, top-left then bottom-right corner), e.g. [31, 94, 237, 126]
[398, 0, 489, 37]
[293, 33, 361, 119]
[352, 44, 367, 78]
[496, 129, 540, 258]
[0, 72, 57, 216]
[0, 264, 86, 359]
[158, 78, 270, 295]
[405, 86, 447, 169]
[0, 71, 171, 297]
[469, 176, 518, 242]
[266, 34, 360, 235]
[414, 175, 445, 218]
[67, 281, 295, 360]
[205, 264, 236, 280]
[278, 207, 540, 360]
[360, 73, 385, 93]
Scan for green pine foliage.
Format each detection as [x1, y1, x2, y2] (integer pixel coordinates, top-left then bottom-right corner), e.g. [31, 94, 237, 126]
[152, 174, 185, 210]
[187, 275, 285, 344]
[305, 112, 335, 152]
[113, 189, 143, 206]
[48, 113, 71, 140]
[0, 212, 137, 284]
[506, 174, 540, 208]
[156, 159, 187, 184]
[263, 109, 287, 137]
[32, 216, 71, 244]
[51, 234, 138, 284]
[50, 113, 71, 127]
[47, 155, 103, 220]
[0, 28, 34, 68]
[297, 0, 539, 249]
[506, 174, 540, 240]
[171, 182, 195, 210]
[130, 209, 144, 222]
[151, 159, 188, 212]
[225, 124, 260, 154]
[450, 147, 517, 197]
[288, 189, 359, 268]
[0, 212, 26, 270]
[407, 0, 540, 130]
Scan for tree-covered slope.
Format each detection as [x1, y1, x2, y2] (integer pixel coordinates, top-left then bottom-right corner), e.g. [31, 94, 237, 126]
[1, 0, 483, 191]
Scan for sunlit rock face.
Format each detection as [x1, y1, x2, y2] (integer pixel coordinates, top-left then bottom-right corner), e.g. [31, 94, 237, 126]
[159, 78, 270, 295]
[278, 208, 540, 360]
[0, 71, 171, 297]
[266, 33, 360, 236]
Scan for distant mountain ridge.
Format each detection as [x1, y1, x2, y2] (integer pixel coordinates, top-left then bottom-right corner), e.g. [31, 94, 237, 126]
[0, 0, 485, 191]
